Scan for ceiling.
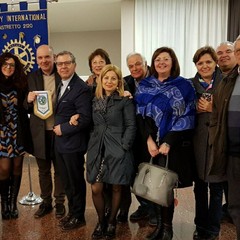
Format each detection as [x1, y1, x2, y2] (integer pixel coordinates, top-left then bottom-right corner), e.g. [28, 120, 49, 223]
[0, 0, 122, 32]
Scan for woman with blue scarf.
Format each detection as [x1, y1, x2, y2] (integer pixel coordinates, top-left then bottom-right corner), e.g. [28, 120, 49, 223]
[135, 47, 196, 240]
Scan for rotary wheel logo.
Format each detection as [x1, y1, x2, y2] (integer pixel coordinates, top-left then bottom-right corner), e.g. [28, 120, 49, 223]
[37, 96, 47, 105]
[2, 38, 35, 73]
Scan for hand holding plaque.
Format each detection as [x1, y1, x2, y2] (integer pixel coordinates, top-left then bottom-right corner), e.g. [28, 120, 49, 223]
[33, 91, 53, 120]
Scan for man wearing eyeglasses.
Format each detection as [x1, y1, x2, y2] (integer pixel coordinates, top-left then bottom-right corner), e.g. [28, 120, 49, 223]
[53, 50, 92, 231]
[26, 45, 65, 219]
[209, 36, 240, 239]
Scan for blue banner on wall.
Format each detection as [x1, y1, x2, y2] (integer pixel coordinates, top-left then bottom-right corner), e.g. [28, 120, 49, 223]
[0, 2, 48, 73]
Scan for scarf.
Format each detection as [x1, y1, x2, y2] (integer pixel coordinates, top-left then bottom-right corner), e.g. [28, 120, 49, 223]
[135, 75, 196, 140]
[198, 71, 216, 91]
[95, 95, 108, 114]
[95, 92, 119, 114]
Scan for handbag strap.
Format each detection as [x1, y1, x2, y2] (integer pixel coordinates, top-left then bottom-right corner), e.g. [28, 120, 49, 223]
[149, 154, 169, 169]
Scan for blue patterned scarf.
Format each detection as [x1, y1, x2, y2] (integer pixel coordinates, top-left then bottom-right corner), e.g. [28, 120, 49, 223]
[135, 75, 196, 140]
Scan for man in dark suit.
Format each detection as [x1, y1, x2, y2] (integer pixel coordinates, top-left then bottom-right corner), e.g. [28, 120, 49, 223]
[117, 52, 157, 226]
[53, 51, 92, 230]
[27, 45, 65, 219]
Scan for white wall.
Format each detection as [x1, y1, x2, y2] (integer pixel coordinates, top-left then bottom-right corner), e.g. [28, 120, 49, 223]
[121, 0, 135, 76]
[47, 1, 135, 78]
[49, 30, 121, 77]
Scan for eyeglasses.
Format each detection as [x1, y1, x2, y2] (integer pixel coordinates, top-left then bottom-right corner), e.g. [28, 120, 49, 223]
[56, 61, 73, 67]
[154, 58, 171, 63]
[2, 62, 15, 68]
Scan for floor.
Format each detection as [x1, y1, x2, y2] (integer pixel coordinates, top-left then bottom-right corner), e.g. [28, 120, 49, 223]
[0, 155, 237, 240]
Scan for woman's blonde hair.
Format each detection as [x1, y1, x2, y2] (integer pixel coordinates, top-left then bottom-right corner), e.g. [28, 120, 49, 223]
[95, 64, 124, 98]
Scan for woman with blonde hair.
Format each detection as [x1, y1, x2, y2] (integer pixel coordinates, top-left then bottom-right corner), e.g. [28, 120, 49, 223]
[87, 64, 136, 239]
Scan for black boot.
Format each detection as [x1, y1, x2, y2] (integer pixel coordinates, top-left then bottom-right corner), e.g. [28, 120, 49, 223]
[9, 175, 22, 218]
[145, 205, 162, 240]
[0, 179, 10, 220]
[161, 224, 173, 240]
[159, 204, 174, 240]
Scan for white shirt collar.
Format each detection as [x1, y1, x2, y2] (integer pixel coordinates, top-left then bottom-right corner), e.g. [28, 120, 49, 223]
[61, 74, 74, 86]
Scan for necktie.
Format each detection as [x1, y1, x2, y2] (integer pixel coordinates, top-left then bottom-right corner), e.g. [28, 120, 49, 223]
[57, 82, 63, 99]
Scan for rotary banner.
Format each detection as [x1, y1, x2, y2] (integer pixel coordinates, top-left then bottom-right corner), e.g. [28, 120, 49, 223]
[0, 0, 48, 73]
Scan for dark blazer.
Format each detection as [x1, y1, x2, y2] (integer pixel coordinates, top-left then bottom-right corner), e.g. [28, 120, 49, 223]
[54, 73, 92, 154]
[124, 68, 151, 170]
[124, 75, 136, 95]
[25, 67, 61, 159]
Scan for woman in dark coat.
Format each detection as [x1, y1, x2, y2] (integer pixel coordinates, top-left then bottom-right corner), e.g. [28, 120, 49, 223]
[135, 47, 196, 240]
[86, 64, 136, 239]
[191, 46, 225, 240]
[0, 52, 32, 220]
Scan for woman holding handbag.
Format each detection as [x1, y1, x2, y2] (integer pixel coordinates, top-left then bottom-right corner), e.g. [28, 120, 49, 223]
[135, 47, 196, 240]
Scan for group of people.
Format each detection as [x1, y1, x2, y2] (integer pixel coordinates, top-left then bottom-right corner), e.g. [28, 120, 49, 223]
[0, 36, 240, 240]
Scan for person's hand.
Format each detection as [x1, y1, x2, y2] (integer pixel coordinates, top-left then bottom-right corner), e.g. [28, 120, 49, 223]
[86, 75, 94, 85]
[197, 96, 212, 113]
[69, 114, 80, 126]
[53, 124, 62, 136]
[158, 142, 170, 155]
[124, 91, 133, 99]
[27, 91, 38, 103]
[147, 135, 159, 157]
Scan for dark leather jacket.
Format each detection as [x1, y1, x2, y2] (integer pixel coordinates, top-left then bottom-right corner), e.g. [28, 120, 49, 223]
[208, 65, 239, 176]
